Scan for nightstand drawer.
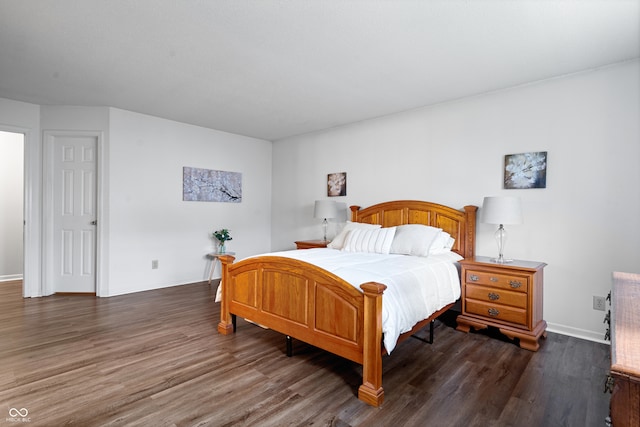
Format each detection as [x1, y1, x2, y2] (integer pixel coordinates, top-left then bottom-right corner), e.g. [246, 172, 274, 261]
[465, 284, 527, 309]
[465, 270, 529, 293]
[465, 300, 528, 327]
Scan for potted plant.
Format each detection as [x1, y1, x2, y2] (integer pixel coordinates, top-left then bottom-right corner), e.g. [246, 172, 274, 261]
[213, 228, 232, 253]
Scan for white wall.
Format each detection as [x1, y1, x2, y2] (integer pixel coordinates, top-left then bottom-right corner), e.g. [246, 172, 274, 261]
[272, 59, 640, 342]
[39, 106, 272, 296]
[0, 131, 24, 280]
[2, 101, 272, 297]
[107, 108, 272, 296]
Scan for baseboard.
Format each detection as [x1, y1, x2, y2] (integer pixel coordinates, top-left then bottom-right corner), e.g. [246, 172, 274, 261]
[546, 322, 610, 345]
[0, 274, 23, 283]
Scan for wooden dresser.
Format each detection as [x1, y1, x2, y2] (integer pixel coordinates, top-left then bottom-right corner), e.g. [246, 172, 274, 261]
[456, 256, 547, 351]
[609, 271, 640, 426]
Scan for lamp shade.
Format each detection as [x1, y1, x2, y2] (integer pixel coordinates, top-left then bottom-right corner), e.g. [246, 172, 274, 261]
[481, 196, 523, 225]
[314, 200, 338, 219]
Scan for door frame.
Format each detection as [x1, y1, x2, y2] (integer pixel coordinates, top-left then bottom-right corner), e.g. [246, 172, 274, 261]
[0, 124, 37, 298]
[43, 130, 105, 296]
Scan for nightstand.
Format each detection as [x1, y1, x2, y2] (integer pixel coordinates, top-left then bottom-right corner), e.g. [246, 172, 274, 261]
[456, 256, 547, 351]
[294, 239, 329, 249]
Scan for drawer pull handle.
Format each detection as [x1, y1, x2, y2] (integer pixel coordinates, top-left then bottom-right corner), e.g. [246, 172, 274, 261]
[604, 375, 614, 394]
[490, 277, 498, 282]
[488, 308, 500, 317]
[488, 292, 500, 301]
[509, 280, 522, 289]
[469, 274, 479, 282]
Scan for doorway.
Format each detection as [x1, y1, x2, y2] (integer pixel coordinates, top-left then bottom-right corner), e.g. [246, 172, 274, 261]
[0, 131, 24, 284]
[43, 132, 99, 294]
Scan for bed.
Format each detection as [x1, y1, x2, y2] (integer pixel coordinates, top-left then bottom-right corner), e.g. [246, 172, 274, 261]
[217, 200, 477, 406]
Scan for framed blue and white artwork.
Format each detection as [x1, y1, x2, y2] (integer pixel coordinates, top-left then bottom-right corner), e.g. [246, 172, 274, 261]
[183, 167, 242, 202]
[504, 152, 547, 189]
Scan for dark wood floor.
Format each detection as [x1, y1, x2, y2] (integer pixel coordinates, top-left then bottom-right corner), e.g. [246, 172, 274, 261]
[0, 280, 611, 427]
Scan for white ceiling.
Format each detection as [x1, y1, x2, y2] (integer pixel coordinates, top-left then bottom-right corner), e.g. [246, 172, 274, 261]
[0, 1, 638, 141]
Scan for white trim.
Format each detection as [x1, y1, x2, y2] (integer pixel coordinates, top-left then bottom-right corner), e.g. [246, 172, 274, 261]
[96, 127, 108, 297]
[23, 126, 41, 298]
[0, 274, 23, 282]
[546, 322, 610, 345]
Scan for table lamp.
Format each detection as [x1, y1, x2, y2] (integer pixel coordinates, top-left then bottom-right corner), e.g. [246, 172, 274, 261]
[482, 196, 523, 263]
[314, 200, 338, 242]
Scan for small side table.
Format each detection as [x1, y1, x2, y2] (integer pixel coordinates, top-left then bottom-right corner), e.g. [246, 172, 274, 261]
[295, 240, 329, 249]
[456, 256, 546, 351]
[207, 252, 236, 284]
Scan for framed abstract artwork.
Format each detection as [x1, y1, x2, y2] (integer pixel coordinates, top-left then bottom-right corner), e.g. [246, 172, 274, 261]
[183, 167, 242, 202]
[504, 152, 547, 189]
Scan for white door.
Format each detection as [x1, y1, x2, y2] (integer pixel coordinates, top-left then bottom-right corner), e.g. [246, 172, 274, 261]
[51, 135, 97, 293]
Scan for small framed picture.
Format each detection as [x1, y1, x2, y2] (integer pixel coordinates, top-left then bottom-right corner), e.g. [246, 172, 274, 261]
[504, 152, 547, 189]
[327, 172, 347, 197]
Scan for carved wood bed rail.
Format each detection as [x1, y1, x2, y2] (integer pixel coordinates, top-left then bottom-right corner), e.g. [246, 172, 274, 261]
[217, 200, 477, 406]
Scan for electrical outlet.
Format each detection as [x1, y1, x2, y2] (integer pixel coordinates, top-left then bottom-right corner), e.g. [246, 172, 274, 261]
[152, 260, 158, 269]
[593, 295, 606, 311]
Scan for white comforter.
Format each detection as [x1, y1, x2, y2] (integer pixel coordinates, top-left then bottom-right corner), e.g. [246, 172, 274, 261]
[263, 248, 462, 354]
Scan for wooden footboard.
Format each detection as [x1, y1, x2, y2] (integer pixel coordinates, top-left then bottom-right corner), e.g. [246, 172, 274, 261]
[217, 254, 387, 406]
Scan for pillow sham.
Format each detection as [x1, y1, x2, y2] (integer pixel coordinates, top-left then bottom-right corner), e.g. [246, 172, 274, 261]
[389, 224, 442, 257]
[328, 221, 382, 249]
[429, 231, 454, 254]
[341, 227, 397, 254]
[445, 236, 455, 251]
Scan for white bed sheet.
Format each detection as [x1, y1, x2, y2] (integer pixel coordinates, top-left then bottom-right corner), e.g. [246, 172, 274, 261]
[262, 248, 462, 354]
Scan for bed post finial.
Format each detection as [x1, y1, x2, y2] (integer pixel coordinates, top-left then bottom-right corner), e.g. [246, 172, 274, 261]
[350, 205, 361, 222]
[463, 205, 478, 259]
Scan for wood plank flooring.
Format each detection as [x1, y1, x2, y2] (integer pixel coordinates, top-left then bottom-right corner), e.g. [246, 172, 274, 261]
[0, 280, 611, 426]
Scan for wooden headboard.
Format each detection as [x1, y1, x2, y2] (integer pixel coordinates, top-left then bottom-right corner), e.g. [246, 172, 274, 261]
[350, 200, 478, 259]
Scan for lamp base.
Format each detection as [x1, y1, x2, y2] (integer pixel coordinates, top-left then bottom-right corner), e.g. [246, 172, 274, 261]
[492, 225, 513, 264]
[322, 218, 328, 242]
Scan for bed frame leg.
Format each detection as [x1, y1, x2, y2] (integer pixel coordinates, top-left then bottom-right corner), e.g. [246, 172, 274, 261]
[429, 320, 434, 344]
[411, 320, 435, 344]
[429, 320, 436, 344]
[286, 335, 293, 357]
[217, 255, 237, 335]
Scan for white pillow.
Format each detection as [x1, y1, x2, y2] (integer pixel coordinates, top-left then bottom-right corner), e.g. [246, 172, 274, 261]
[429, 231, 455, 254]
[328, 221, 382, 249]
[445, 236, 455, 251]
[389, 224, 442, 257]
[342, 227, 397, 254]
